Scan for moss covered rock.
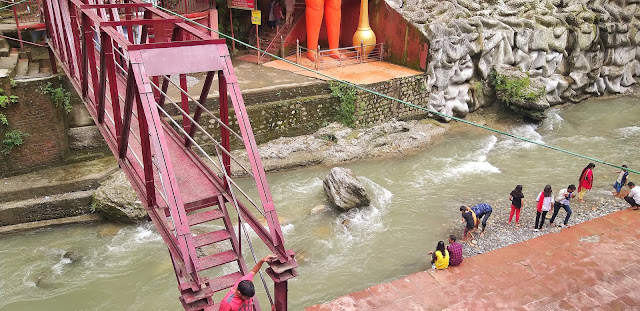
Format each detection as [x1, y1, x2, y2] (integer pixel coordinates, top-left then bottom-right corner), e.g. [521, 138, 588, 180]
[93, 171, 147, 223]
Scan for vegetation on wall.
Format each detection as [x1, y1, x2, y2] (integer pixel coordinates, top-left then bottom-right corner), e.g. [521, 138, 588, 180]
[329, 81, 357, 128]
[41, 82, 73, 113]
[0, 87, 26, 155]
[1, 130, 29, 155]
[215, 0, 253, 52]
[488, 70, 544, 107]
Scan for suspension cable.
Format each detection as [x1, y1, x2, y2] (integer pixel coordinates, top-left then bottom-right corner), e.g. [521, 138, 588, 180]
[152, 5, 639, 175]
[0, 0, 29, 10]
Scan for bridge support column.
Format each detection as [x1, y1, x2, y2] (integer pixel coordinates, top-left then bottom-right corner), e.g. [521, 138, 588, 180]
[274, 281, 288, 311]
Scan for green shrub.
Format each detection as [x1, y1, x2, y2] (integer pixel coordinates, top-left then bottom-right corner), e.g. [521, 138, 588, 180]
[329, 81, 357, 128]
[0, 88, 18, 127]
[488, 71, 544, 106]
[41, 82, 73, 113]
[2, 130, 29, 155]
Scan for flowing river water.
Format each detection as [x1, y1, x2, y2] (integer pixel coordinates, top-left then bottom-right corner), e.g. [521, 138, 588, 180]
[1, 97, 639, 310]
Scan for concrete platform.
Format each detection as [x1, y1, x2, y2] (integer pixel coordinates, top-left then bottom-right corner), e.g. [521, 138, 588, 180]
[263, 57, 423, 85]
[306, 209, 640, 310]
[0, 157, 118, 203]
[163, 58, 319, 102]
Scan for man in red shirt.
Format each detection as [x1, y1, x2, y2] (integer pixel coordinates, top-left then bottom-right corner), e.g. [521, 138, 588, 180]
[219, 254, 277, 311]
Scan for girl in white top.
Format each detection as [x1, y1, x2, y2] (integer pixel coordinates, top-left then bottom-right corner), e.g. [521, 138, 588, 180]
[534, 185, 553, 231]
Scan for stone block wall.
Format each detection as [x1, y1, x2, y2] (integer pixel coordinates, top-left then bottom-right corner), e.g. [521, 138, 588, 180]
[355, 74, 430, 126]
[0, 77, 69, 177]
[184, 94, 339, 150]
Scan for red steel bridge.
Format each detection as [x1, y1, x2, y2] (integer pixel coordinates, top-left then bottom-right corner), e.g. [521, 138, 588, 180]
[40, 0, 297, 310]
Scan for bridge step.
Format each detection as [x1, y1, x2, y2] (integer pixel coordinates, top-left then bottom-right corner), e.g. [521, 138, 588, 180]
[187, 209, 224, 226]
[193, 229, 231, 248]
[197, 250, 238, 271]
[183, 299, 220, 311]
[209, 271, 244, 292]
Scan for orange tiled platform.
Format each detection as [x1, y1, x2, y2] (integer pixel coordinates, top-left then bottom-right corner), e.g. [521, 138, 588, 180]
[263, 57, 422, 85]
[306, 209, 640, 310]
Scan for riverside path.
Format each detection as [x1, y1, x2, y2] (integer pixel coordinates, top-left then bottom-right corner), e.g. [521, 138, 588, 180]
[306, 209, 640, 310]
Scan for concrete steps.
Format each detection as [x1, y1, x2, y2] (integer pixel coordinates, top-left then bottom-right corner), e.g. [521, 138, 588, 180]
[0, 157, 119, 233]
[0, 47, 18, 78]
[15, 57, 27, 76]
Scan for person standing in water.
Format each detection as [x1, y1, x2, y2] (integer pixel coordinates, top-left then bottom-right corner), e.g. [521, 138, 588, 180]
[508, 185, 524, 227]
[577, 163, 595, 202]
[612, 165, 629, 197]
[460, 206, 477, 242]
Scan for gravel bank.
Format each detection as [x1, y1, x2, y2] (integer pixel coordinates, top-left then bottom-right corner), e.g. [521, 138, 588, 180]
[454, 190, 633, 258]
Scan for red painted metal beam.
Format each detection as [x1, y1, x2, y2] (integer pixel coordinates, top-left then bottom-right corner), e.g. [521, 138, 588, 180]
[100, 18, 183, 27]
[185, 70, 214, 147]
[219, 71, 231, 188]
[43, 0, 298, 309]
[127, 39, 226, 50]
[80, 3, 153, 9]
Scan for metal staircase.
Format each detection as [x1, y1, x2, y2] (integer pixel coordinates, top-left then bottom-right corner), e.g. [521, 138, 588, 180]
[40, 0, 297, 310]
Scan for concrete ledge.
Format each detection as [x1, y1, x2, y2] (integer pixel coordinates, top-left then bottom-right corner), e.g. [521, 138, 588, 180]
[0, 157, 118, 203]
[0, 214, 105, 235]
[0, 190, 95, 226]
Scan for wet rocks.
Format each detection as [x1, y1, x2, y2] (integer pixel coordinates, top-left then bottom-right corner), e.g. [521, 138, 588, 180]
[323, 167, 371, 212]
[310, 205, 329, 215]
[92, 171, 148, 223]
[232, 120, 448, 175]
[63, 251, 81, 263]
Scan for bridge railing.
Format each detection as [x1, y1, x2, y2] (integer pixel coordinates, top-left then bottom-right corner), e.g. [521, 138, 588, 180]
[41, 0, 296, 309]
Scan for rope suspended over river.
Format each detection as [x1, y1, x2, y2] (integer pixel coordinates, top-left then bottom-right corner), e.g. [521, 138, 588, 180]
[0, 0, 30, 11]
[153, 5, 639, 175]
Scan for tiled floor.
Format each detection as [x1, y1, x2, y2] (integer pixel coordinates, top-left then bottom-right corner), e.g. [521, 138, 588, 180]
[306, 209, 640, 310]
[263, 58, 422, 84]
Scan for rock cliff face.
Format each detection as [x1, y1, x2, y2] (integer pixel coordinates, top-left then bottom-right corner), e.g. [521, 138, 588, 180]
[392, 0, 640, 120]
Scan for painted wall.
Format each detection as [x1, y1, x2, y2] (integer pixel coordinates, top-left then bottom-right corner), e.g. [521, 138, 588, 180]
[284, 0, 427, 69]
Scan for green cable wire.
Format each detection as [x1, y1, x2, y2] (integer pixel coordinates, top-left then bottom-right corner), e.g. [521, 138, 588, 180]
[153, 5, 639, 176]
[0, 0, 30, 11]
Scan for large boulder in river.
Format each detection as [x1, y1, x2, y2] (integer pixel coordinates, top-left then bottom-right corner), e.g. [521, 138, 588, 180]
[323, 167, 371, 212]
[93, 171, 148, 223]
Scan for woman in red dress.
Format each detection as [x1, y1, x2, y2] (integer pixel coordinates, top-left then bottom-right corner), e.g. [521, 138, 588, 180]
[577, 163, 595, 202]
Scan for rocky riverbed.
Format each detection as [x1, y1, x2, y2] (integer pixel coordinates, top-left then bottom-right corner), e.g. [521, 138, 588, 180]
[230, 118, 449, 176]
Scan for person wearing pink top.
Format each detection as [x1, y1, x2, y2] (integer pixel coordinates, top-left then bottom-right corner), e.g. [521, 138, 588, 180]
[219, 254, 278, 311]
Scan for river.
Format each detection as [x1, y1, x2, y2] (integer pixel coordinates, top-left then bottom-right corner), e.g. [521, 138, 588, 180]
[0, 96, 638, 310]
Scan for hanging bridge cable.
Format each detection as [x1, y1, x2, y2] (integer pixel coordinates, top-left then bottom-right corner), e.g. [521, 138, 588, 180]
[158, 74, 246, 142]
[153, 4, 639, 175]
[0, 0, 29, 10]
[147, 80, 258, 180]
[241, 222, 275, 306]
[149, 85, 267, 218]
